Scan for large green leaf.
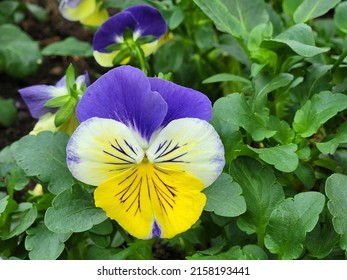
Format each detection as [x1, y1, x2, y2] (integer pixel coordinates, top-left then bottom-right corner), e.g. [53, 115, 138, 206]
[204, 173, 246, 217]
[282, 0, 304, 17]
[44, 184, 107, 234]
[264, 192, 325, 259]
[317, 122, 347, 154]
[11, 132, 75, 195]
[25, 223, 71, 260]
[193, 0, 242, 38]
[0, 24, 41, 78]
[325, 173, 347, 251]
[294, 0, 341, 23]
[262, 23, 330, 57]
[213, 93, 275, 142]
[249, 144, 299, 173]
[229, 157, 285, 243]
[293, 91, 347, 138]
[334, 2, 347, 33]
[42, 37, 93, 57]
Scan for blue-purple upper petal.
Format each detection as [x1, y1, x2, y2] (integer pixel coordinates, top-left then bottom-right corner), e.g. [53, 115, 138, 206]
[18, 85, 60, 119]
[125, 5, 167, 39]
[76, 66, 168, 142]
[148, 78, 212, 127]
[93, 11, 138, 53]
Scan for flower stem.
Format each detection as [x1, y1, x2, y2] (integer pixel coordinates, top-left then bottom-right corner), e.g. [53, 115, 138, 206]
[134, 44, 147, 75]
[332, 48, 347, 72]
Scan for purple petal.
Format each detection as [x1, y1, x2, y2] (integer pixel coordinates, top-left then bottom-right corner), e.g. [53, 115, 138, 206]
[151, 221, 161, 238]
[55, 75, 66, 87]
[148, 78, 212, 127]
[93, 11, 138, 53]
[18, 85, 62, 119]
[76, 66, 168, 142]
[64, 0, 82, 8]
[125, 5, 167, 39]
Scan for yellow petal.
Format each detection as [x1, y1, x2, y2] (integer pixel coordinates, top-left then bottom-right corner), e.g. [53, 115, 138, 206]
[94, 162, 205, 239]
[67, 117, 144, 186]
[80, 4, 109, 27]
[93, 50, 131, 67]
[147, 118, 225, 187]
[61, 0, 96, 21]
[30, 113, 57, 135]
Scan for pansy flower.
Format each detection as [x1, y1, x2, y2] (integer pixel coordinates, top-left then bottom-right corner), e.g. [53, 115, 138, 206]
[18, 72, 89, 135]
[92, 5, 167, 67]
[58, 0, 108, 27]
[66, 66, 225, 239]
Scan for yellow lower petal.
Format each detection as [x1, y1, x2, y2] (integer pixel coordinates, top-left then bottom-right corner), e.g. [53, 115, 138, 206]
[63, 0, 96, 21]
[94, 162, 205, 239]
[80, 4, 109, 27]
[93, 51, 131, 67]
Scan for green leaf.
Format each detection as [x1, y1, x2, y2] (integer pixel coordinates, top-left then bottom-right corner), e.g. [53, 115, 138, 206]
[42, 37, 93, 57]
[189, 245, 268, 260]
[25, 222, 71, 260]
[25, 3, 47, 22]
[264, 192, 325, 259]
[204, 173, 246, 217]
[0, 24, 41, 78]
[44, 94, 70, 108]
[0, 1, 20, 24]
[229, 157, 285, 241]
[54, 97, 77, 127]
[294, 0, 341, 23]
[249, 144, 299, 173]
[0, 98, 17, 127]
[89, 219, 113, 236]
[213, 94, 275, 141]
[268, 116, 295, 145]
[168, 7, 184, 29]
[294, 162, 316, 190]
[317, 121, 347, 155]
[262, 23, 330, 57]
[325, 173, 347, 251]
[306, 213, 340, 259]
[334, 2, 347, 33]
[1, 203, 37, 240]
[11, 131, 75, 195]
[44, 184, 107, 234]
[293, 91, 347, 138]
[203, 73, 251, 85]
[282, 0, 304, 17]
[193, 0, 243, 38]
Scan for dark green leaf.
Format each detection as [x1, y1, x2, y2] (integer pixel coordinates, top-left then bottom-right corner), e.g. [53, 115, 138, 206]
[25, 222, 71, 260]
[282, 0, 304, 17]
[169, 7, 184, 29]
[0, 24, 41, 78]
[44, 185, 107, 233]
[293, 91, 347, 138]
[325, 173, 347, 251]
[11, 131, 75, 195]
[229, 157, 285, 240]
[42, 37, 93, 57]
[268, 116, 295, 145]
[203, 73, 251, 85]
[264, 192, 325, 259]
[0, 98, 17, 127]
[25, 3, 47, 22]
[317, 122, 347, 154]
[204, 173, 246, 217]
[334, 2, 347, 33]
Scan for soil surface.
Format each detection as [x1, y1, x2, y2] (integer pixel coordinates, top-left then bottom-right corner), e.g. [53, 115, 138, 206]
[0, 0, 107, 149]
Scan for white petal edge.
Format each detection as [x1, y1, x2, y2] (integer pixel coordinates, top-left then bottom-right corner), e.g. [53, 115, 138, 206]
[66, 117, 144, 186]
[146, 118, 225, 187]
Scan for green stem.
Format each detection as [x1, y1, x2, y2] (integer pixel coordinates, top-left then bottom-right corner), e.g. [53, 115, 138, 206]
[332, 48, 347, 72]
[134, 44, 147, 75]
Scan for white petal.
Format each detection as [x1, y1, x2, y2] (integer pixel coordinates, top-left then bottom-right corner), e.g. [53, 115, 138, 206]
[66, 117, 144, 185]
[146, 118, 225, 187]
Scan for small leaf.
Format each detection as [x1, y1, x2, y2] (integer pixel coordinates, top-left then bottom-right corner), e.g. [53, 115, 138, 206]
[25, 222, 71, 260]
[25, 3, 47, 22]
[44, 184, 107, 234]
[264, 192, 325, 259]
[11, 131, 75, 195]
[0, 98, 17, 127]
[204, 173, 246, 217]
[282, 0, 304, 17]
[42, 37, 93, 57]
[54, 97, 77, 127]
[317, 122, 347, 154]
[249, 144, 299, 173]
[325, 173, 347, 251]
[293, 91, 347, 138]
[268, 116, 295, 145]
[294, 0, 341, 23]
[203, 73, 251, 85]
[44, 94, 70, 108]
[262, 23, 330, 57]
[229, 157, 285, 239]
[334, 2, 347, 33]
[213, 93, 275, 142]
[169, 7, 184, 29]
